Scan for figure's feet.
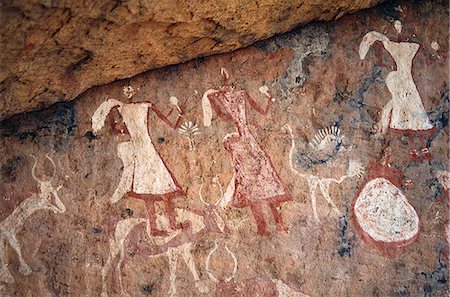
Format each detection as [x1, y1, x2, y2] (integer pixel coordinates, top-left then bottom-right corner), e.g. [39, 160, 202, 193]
[421, 148, 432, 161]
[409, 149, 421, 162]
[18, 263, 32, 276]
[404, 179, 414, 189]
[276, 222, 288, 233]
[257, 228, 271, 237]
[0, 267, 14, 284]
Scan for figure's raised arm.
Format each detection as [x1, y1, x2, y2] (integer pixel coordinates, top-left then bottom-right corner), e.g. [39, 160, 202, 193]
[245, 85, 275, 116]
[92, 99, 124, 134]
[359, 31, 390, 60]
[202, 89, 232, 126]
[150, 97, 183, 129]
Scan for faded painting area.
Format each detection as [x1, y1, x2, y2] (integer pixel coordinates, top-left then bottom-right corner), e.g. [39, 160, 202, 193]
[0, 1, 448, 296]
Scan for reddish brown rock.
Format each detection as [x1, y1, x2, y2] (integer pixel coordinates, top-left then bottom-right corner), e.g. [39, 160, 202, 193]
[0, 1, 448, 297]
[0, 0, 385, 119]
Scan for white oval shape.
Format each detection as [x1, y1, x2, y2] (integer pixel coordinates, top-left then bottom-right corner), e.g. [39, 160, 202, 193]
[354, 178, 419, 243]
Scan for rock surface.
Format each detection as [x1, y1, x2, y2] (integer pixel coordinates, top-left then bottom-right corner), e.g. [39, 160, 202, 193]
[0, 0, 385, 120]
[0, 1, 449, 297]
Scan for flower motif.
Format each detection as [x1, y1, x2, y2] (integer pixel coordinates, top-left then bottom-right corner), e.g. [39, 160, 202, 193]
[178, 121, 201, 151]
[178, 121, 200, 137]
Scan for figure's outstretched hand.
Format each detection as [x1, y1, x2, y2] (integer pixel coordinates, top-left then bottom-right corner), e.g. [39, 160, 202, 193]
[259, 85, 270, 97]
[170, 96, 182, 114]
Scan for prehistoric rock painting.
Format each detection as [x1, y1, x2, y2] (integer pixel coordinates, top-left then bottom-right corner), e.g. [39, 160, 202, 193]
[284, 124, 364, 223]
[178, 121, 201, 151]
[352, 159, 420, 253]
[202, 68, 292, 236]
[435, 170, 449, 198]
[0, 2, 448, 296]
[198, 176, 228, 234]
[206, 241, 309, 296]
[0, 154, 65, 284]
[92, 86, 184, 237]
[101, 185, 227, 297]
[359, 25, 435, 162]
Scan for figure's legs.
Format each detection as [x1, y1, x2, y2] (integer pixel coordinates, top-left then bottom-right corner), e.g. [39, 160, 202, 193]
[0, 235, 14, 284]
[318, 181, 341, 216]
[269, 202, 287, 232]
[181, 243, 208, 294]
[418, 134, 432, 161]
[163, 193, 183, 230]
[249, 203, 270, 236]
[406, 131, 420, 162]
[144, 198, 169, 237]
[5, 232, 31, 276]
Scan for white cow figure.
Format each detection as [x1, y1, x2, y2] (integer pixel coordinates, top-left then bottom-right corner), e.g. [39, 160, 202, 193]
[0, 154, 66, 284]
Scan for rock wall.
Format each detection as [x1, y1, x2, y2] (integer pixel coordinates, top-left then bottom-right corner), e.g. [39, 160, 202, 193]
[0, 0, 385, 119]
[0, 1, 449, 296]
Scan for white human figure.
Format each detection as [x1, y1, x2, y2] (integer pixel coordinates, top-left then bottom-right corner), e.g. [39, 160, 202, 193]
[92, 87, 185, 236]
[0, 154, 65, 284]
[202, 68, 292, 236]
[359, 28, 435, 161]
[284, 124, 364, 223]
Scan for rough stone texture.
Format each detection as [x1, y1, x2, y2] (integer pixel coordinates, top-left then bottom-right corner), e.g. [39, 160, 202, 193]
[0, 1, 449, 297]
[0, 0, 385, 120]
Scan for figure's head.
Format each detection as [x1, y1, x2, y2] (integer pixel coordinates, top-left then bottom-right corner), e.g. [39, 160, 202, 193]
[221, 67, 230, 85]
[122, 85, 136, 100]
[219, 67, 236, 92]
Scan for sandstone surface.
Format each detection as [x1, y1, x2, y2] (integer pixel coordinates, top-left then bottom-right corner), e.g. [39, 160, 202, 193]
[0, 0, 384, 119]
[0, 1, 448, 296]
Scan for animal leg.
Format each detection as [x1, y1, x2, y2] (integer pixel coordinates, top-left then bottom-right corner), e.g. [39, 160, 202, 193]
[145, 199, 169, 237]
[100, 254, 111, 297]
[318, 181, 341, 216]
[101, 240, 117, 297]
[5, 232, 31, 276]
[167, 247, 180, 297]
[181, 243, 208, 294]
[306, 178, 320, 223]
[0, 235, 14, 284]
[117, 247, 130, 297]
